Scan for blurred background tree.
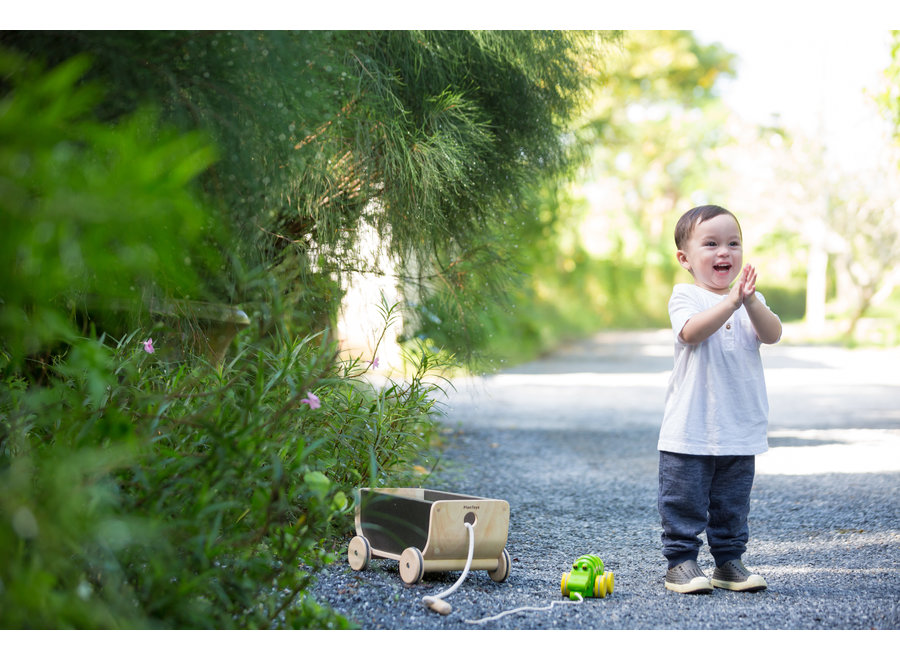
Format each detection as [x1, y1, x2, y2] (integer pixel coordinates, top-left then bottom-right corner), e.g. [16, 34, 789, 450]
[578, 31, 737, 321]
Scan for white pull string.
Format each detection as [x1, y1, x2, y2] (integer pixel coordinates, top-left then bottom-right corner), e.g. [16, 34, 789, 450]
[422, 521, 475, 614]
[464, 592, 583, 625]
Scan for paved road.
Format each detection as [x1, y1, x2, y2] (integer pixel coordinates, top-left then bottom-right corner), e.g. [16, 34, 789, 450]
[313, 330, 900, 633]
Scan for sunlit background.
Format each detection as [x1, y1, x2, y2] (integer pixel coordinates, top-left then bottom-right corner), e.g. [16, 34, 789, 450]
[703, 26, 892, 169]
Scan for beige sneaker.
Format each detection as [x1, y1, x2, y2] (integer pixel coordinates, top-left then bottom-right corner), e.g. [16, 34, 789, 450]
[665, 559, 713, 594]
[711, 559, 768, 592]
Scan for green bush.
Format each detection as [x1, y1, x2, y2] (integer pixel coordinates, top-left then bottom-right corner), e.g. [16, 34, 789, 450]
[1, 323, 444, 628]
[0, 50, 445, 629]
[0, 48, 226, 363]
[760, 287, 806, 323]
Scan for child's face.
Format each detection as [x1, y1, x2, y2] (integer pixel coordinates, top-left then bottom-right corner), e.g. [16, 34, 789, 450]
[676, 213, 743, 294]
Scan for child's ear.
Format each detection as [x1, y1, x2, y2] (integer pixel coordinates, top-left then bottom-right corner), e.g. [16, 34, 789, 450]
[676, 250, 692, 272]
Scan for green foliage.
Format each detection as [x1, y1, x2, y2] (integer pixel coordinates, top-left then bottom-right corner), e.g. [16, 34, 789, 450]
[760, 287, 806, 323]
[0, 49, 444, 629]
[0, 31, 613, 353]
[1, 320, 443, 628]
[0, 47, 225, 365]
[349, 31, 605, 247]
[591, 30, 736, 112]
[368, 31, 616, 358]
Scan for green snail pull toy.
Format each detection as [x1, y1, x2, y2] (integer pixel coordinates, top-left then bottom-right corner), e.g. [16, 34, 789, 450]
[561, 554, 614, 600]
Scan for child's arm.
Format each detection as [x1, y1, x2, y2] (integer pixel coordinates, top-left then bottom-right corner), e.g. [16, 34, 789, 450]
[678, 296, 741, 345]
[739, 264, 783, 344]
[677, 269, 747, 345]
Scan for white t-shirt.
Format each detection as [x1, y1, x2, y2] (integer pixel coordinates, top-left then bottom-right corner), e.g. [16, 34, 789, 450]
[657, 283, 777, 456]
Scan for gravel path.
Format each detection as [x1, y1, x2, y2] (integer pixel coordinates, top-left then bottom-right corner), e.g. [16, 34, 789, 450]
[311, 330, 900, 630]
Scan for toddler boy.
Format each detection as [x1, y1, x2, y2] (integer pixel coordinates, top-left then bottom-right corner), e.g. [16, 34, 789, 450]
[658, 205, 782, 594]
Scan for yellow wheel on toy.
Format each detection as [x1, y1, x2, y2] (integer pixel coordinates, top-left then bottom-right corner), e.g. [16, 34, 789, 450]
[594, 575, 607, 598]
[606, 572, 615, 595]
[561, 573, 570, 597]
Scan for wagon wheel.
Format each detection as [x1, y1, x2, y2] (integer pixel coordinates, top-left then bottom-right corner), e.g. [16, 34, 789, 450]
[399, 547, 425, 585]
[561, 572, 570, 597]
[594, 574, 607, 598]
[488, 547, 511, 583]
[605, 571, 615, 595]
[347, 535, 371, 571]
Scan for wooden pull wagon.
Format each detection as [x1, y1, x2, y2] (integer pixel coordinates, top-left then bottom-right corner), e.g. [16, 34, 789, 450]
[347, 487, 512, 585]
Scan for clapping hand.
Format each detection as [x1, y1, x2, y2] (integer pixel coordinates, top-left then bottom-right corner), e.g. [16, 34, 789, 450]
[728, 264, 757, 309]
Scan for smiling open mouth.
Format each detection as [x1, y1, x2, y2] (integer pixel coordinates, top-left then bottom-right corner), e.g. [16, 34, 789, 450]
[714, 264, 731, 272]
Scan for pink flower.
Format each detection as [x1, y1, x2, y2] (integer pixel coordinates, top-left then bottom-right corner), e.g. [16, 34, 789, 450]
[143, 338, 155, 354]
[369, 357, 379, 369]
[301, 392, 321, 409]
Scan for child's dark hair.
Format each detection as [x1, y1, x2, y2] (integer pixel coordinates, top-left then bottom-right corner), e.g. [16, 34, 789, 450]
[674, 205, 741, 250]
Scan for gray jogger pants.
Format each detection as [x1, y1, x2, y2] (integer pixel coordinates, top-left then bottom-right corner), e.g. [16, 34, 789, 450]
[658, 450, 756, 569]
